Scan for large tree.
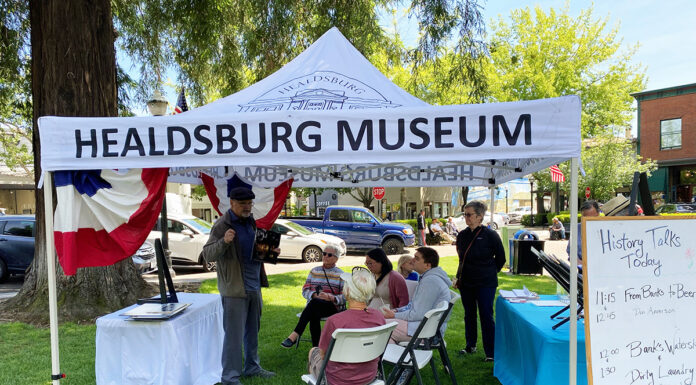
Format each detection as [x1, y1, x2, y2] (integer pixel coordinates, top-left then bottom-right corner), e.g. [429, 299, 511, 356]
[1, 0, 152, 323]
[0, 0, 489, 322]
[484, 5, 647, 206]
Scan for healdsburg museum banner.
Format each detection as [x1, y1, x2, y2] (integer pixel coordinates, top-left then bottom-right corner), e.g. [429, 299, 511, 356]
[38, 95, 580, 173]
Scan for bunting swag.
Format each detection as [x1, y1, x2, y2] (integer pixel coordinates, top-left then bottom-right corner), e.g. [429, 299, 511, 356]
[201, 173, 293, 229]
[53, 168, 169, 275]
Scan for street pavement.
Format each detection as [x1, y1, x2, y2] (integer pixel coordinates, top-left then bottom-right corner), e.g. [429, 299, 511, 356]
[0, 226, 569, 299]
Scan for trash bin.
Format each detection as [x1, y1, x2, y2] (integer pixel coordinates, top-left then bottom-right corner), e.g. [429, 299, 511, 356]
[512, 232, 544, 275]
[501, 225, 523, 270]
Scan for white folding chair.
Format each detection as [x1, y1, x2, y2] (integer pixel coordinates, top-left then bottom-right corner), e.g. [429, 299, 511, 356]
[383, 302, 449, 385]
[301, 321, 398, 385]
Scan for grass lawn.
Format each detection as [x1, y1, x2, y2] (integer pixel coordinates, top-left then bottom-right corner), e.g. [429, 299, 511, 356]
[0, 255, 556, 385]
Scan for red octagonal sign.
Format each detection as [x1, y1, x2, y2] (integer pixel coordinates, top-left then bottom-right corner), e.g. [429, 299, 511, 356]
[373, 187, 385, 200]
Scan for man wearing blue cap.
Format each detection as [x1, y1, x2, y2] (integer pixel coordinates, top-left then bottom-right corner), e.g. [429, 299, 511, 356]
[201, 186, 277, 385]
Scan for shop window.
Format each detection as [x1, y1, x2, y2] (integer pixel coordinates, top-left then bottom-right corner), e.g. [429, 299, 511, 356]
[660, 118, 681, 150]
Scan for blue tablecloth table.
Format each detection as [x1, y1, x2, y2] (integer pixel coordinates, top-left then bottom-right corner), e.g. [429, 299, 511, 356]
[494, 295, 587, 385]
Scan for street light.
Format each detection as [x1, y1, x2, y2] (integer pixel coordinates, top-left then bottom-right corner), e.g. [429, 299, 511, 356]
[147, 89, 175, 280]
[147, 90, 168, 116]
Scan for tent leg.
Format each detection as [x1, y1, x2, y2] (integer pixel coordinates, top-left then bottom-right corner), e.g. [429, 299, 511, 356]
[43, 171, 62, 384]
[489, 187, 495, 226]
[568, 158, 579, 385]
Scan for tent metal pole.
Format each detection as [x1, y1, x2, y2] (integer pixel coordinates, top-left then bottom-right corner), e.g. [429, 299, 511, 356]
[43, 171, 62, 384]
[489, 187, 495, 224]
[568, 157, 579, 385]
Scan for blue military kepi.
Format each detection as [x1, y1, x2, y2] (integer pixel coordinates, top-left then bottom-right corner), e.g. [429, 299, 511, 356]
[228, 186, 255, 200]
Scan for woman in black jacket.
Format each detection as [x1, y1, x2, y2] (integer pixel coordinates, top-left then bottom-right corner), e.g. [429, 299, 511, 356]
[453, 200, 506, 362]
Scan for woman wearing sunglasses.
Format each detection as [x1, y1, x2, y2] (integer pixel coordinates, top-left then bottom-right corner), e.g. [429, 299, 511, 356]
[307, 267, 385, 385]
[364, 248, 409, 312]
[454, 200, 506, 362]
[282, 243, 346, 348]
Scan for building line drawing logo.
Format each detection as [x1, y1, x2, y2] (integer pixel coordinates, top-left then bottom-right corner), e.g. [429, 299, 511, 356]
[238, 70, 401, 112]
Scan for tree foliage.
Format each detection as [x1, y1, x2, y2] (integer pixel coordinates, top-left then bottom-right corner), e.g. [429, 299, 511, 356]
[485, 5, 646, 138]
[111, 0, 487, 107]
[534, 136, 657, 203]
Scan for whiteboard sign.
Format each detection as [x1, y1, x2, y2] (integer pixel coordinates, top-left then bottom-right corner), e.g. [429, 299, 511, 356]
[583, 216, 696, 385]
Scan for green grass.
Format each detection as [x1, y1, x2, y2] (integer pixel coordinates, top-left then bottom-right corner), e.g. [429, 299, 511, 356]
[0, 256, 556, 385]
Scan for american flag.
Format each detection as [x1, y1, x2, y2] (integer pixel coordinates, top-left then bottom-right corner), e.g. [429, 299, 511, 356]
[550, 165, 565, 183]
[173, 88, 188, 114]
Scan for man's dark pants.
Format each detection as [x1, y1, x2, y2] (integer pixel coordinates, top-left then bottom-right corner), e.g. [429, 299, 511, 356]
[459, 286, 496, 358]
[221, 290, 262, 384]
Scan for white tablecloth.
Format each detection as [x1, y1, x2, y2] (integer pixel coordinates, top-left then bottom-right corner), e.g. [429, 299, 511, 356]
[96, 292, 224, 385]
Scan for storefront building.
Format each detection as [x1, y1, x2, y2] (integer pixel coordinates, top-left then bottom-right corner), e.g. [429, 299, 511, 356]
[632, 83, 696, 204]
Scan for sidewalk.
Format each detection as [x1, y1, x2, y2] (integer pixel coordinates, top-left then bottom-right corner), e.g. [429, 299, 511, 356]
[145, 227, 571, 285]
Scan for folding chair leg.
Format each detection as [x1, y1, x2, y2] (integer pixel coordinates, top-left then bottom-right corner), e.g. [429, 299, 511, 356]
[430, 359, 442, 385]
[439, 345, 458, 385]
[413, 364, 424, 385]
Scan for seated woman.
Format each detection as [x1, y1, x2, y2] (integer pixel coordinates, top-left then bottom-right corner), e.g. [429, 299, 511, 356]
[430, 219, 455, 243]
[549, 217, 565, 240]
[281, 243, 345, 348]
[446, 216, 459, 237]
[365, 248, 409, 311]
[307, 267, 386, 385]
[397, 255, 419, 281]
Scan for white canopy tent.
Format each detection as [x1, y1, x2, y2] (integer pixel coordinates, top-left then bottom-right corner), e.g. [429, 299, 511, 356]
[38, 27, 582, 385]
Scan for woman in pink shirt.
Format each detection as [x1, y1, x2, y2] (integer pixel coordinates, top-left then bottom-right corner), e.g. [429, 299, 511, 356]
[307, 267, 386, 385]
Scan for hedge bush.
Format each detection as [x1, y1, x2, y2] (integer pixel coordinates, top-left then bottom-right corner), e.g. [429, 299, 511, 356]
[520, 213, 549, 226]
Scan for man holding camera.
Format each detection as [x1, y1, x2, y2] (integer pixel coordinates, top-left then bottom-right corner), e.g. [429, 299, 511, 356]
[201, 186, 278, 385]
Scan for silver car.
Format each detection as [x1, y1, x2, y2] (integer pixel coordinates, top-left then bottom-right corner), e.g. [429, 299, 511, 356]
[271, 219, 347, 262]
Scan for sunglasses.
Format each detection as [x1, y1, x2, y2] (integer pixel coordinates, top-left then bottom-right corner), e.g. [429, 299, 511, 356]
[322, 252, 336, 257]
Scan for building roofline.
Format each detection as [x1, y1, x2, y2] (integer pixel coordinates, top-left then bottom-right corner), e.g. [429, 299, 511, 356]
[631, 82, 696, 99]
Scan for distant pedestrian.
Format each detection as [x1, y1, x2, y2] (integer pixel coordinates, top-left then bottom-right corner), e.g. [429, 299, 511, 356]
[416, 209, 426, 246]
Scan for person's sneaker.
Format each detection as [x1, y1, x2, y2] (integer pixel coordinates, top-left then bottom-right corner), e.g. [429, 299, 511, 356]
[281, 338, 296, 348]
[458, 346, 477, 355]
[484, 357, 494, 362]
[243, 368, 276, 378]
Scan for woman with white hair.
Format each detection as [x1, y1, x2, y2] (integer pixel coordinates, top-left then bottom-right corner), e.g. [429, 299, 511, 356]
[307, 266, 386, 385]
[281, 243, 346, 348]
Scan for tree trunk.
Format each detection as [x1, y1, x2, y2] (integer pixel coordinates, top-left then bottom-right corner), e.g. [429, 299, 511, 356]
[1, 0, 153, 324]
[348, 188, 374, 210]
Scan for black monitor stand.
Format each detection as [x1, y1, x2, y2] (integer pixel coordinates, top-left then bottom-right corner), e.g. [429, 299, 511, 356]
[138, 238, 178, 304]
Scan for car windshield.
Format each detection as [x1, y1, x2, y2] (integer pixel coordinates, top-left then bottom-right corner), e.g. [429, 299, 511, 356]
[283, 221, 314, 235]
[180, 217, 212, 234]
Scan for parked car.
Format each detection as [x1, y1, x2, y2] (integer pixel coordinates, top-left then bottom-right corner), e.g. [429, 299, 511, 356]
[451, 212, 506, 231]
[508, 206, 532, 223]
[655, 203, 696, 214]
[270, 219, 347, 262]
[0, 215, 157, 282]
[284, 206, 415, 254]
[148, 214, 214, 271]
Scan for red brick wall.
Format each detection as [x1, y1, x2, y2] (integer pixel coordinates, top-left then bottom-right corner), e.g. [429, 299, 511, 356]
[639, 92, 696, 161]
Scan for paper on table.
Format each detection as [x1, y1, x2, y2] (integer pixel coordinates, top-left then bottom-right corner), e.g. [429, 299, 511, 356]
[528, 300, 569, 307]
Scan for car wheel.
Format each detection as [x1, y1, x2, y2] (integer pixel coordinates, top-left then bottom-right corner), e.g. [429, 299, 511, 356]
[489, 222, 499, 231]
[302, 246, 323, 263]
[201, 259, 216, 272]
[0, 258, 8, 283]
[382, 238, 404, 255]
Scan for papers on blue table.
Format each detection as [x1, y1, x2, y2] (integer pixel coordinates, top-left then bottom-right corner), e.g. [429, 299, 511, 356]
[499, 286, 539, 302]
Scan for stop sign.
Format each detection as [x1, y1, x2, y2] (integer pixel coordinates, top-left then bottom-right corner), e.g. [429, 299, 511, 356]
[585, 187, 591, 199]
[373, 187, 385, 200]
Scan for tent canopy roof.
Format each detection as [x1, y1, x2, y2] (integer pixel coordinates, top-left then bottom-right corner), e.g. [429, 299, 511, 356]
[38, 28, 581, 187]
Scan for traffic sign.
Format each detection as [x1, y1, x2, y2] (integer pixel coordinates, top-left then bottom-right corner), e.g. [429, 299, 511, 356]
[585, 187, 591, 199]
[373, 187, 385, 200]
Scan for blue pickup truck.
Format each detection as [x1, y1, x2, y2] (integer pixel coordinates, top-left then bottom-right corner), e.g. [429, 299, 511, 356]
[285, 206, 415, 254]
